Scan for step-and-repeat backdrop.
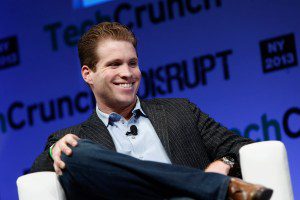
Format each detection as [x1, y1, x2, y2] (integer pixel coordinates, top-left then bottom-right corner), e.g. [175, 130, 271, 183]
[0, 0, 299, 199]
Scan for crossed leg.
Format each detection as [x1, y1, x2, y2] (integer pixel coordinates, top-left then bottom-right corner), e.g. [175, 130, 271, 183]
[59, 139, 230, 200]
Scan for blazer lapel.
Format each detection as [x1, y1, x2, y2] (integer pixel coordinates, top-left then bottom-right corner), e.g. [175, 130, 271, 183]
[141, 100, 173, 162]
[80, 111, 116, 151]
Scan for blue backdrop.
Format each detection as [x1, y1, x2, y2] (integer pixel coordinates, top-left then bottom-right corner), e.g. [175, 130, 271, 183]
[0, 0, 299, 199]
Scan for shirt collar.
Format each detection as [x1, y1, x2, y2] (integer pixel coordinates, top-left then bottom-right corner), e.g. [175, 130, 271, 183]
[96, 97, 146, 127]
[133, 97, 146, 117]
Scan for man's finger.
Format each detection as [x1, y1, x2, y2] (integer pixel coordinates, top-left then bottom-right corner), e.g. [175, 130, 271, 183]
[52, 150, 62, 165]
[65, 134, 79, 147]
[59, 143, 72, 156]
[63, 147, 72, 155]
[54, 156, 66, 169]
[54, 164, 62, 176]
[59, 160, 66, 169]
[72, 134, 80, 140]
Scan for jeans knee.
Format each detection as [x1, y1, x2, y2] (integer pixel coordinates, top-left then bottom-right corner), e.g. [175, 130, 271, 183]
[61, 139, 107, 166]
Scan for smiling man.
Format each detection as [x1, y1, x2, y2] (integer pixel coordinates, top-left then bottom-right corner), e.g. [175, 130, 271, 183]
[82, 38, 141, 119]
[31, 22, 273, 200]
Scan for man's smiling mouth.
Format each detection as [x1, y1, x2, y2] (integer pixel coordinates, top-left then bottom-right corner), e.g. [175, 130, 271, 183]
[115, 83, 134, 88]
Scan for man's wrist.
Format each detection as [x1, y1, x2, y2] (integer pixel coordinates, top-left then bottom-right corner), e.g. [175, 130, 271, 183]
[220, 156, 235, 168]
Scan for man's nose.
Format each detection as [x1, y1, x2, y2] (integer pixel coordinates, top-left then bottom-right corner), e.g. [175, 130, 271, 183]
[119, 64, 133, 78]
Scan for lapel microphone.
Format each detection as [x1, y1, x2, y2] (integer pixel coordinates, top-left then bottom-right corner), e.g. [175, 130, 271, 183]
[126, 125, 138, 136]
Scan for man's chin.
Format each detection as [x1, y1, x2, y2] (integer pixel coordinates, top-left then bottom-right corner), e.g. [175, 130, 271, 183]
[115, 97, 136, 107]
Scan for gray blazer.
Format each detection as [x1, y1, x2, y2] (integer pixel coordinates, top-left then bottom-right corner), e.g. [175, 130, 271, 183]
[30, 98, 253, 177]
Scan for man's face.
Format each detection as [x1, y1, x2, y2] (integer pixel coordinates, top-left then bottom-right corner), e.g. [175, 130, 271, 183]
[85, 39, 141, 111]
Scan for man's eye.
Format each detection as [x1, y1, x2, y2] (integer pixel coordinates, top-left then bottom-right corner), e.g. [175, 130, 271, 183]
[129, 62, 137, 67]
[109, 62, 121, 67]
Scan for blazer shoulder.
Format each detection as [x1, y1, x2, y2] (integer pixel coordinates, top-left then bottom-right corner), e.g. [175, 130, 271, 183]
[55, 123, 82, 135]
[147, 98, 197, 110]
[142, 98, 191, 105]
[46, 123, 83, 147]
[141, 98, 201, 118]
[48, 111, 99, 144]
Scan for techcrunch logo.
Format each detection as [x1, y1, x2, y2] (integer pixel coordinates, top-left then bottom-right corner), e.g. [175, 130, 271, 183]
[230, 107, 300, 141]
[0, 91, 95, 133]
[44, 0, 222, 51]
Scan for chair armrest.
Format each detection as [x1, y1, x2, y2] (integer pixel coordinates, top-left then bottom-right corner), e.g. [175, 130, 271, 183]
[239, 141, 294, 200]
[16, 172, 66, 200]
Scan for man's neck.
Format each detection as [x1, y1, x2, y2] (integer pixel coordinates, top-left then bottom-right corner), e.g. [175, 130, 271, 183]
[97, 100, 137, 120]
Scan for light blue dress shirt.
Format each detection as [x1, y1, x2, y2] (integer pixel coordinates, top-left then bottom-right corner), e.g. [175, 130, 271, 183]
[96, 99, 171, 164]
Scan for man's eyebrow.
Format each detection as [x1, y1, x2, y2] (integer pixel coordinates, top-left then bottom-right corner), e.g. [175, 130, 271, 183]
[129, 58, 138, 62]
[104, 57, 138, 65]
[105, 59, 122, 65]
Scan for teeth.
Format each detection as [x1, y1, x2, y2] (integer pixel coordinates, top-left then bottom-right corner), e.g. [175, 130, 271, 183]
[118, 83, 133, 88]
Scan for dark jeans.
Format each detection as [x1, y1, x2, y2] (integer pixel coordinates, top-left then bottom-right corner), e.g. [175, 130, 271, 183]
[59, 139, 230, 200]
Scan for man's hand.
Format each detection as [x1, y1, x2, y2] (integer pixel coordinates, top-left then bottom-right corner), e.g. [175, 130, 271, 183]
[52, 134, 80, 175]
[204, 160, 231, 175]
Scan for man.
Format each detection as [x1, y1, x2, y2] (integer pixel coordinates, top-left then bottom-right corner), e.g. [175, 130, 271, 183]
[31, 22, 273, 200]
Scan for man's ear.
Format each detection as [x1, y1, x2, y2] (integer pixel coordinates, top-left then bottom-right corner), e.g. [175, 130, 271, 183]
[82, 65, 93, 85]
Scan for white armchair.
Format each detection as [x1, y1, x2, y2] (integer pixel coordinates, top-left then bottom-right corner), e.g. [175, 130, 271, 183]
[17, 141, 294, 200]
[17, 171, 66, 200]
[239, 141, 294, 200]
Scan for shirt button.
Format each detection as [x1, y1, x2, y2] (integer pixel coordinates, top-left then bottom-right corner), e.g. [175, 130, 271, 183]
[131, 136, 135, 139]
[121, 120, 125, 124]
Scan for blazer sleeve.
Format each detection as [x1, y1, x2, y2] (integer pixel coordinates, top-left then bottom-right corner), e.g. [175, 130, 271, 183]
[30, 132, 62, 173]
[29, 133, 59, 173]
[186, 99, 254, 177]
